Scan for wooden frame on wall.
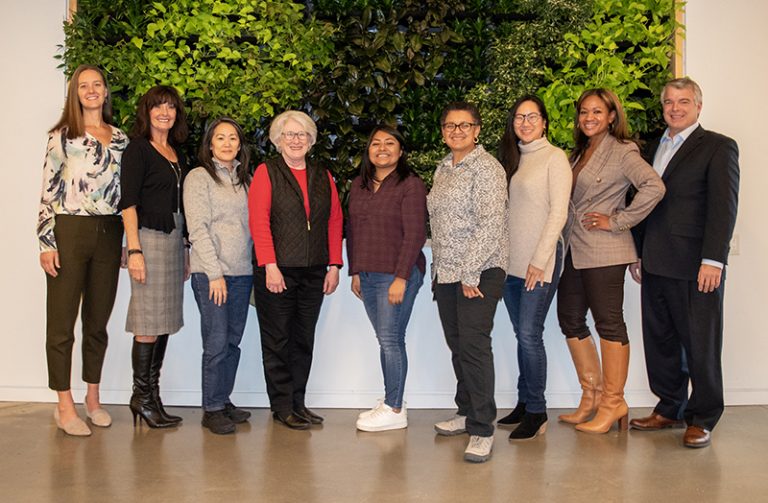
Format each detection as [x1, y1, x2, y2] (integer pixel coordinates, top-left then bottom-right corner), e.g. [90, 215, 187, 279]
[672, 0, 685, 77]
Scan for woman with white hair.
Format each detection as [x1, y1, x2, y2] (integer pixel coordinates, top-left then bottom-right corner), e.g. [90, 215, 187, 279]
[248, 110, 343, 430]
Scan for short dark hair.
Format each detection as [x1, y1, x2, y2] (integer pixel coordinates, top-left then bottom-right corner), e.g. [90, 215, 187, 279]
[498, 95, 549, 181]
[197, 117, 251, 188]
[440, 101, 482, 126]
[131, 85, 189, 144]
[360, 125, 411, 189]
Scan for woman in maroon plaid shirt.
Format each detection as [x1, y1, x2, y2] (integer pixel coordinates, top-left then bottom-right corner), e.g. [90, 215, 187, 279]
[347, 126, 428, 432]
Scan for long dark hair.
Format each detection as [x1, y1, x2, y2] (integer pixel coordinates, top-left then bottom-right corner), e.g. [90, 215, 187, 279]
[50, 64, 113, 139]
[498, 95, 549, 182]
[360, 125, 411, 190]
[570, 88, 632, 163]
[130, 85, 189, 144]
[197, 117, 251, 187]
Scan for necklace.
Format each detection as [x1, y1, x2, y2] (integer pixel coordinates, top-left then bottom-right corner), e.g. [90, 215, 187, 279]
[168, 160, 181, 212]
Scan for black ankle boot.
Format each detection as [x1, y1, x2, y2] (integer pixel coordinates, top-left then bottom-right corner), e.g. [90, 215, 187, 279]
[508, 412, 547, 441]
[130, 339, 176, 428]
[497, 402, 527, 426]
[150, 335, 182, 424]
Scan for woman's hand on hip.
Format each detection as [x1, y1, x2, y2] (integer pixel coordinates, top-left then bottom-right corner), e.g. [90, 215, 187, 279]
[524, 264, 545, 291]
[265, 263, 286, 294]
[209, 277, 227, 306]
[582, 212, 611, 231]
[388, 277, 407, 305]
[350, 274, 362, 300]
[128, 253, 147, 284]
[40, 251, 60, 277]
[323, 266, 340, 295]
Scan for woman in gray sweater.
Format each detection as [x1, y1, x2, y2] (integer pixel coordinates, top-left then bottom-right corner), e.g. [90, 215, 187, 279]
[496, 95, 572, 440]
[184, 118, 253, 435]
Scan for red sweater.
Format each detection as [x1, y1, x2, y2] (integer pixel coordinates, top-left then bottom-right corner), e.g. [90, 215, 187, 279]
[248, 162, 343, 267]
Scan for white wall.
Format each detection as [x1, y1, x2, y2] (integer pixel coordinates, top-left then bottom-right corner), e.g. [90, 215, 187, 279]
[1, 0, 766, 408]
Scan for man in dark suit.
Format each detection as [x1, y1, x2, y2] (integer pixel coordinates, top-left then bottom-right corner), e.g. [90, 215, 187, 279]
[629, 77, 739, 448]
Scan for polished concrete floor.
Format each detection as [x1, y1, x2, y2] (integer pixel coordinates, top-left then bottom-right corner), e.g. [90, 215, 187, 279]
[1, 403, 766, 502]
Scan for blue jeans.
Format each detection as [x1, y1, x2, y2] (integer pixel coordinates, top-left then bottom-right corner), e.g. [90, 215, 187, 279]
[360, 267, 424, 409]
[502, 242, 563, 413]
[192, 273, 253, 411]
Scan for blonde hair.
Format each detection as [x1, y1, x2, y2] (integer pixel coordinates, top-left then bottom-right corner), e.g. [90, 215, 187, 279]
[50, 65, 113, 139]
[269, 110, 317, 152]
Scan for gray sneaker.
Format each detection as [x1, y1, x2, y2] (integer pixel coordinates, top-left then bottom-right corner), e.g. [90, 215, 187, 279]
[464, 435, 493, 463]
[434, 414, 466, 436]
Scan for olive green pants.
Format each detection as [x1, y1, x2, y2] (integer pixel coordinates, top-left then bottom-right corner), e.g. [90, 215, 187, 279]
[46, 215, 122, 391]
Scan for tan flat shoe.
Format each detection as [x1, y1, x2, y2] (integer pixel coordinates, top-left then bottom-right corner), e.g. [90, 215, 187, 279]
[86, 407, 112, 427]
[54, 408, 92, 437]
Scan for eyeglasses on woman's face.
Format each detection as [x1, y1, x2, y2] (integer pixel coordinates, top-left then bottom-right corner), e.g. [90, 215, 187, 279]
[282, 131, 309, 142]
[441, 122, 478, 133]
[512, 113, 542, 126]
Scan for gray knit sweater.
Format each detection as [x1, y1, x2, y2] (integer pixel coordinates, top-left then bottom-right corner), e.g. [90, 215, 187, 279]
[184, 162, 253, 279]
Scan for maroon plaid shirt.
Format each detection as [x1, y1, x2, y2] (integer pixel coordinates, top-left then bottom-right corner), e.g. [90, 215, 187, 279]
[347, 173, 427, 278]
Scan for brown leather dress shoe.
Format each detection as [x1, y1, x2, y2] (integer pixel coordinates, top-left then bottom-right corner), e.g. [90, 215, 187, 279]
[629, 413, 685, 431]
[683, 425, 711, 448]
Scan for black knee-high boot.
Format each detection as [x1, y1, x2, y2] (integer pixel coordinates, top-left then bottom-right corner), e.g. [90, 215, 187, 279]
[130, 339, 175, 428]
[150, 335, 182, 424]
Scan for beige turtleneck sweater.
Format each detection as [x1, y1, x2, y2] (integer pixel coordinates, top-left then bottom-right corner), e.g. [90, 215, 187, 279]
[506, 137, 571, 282]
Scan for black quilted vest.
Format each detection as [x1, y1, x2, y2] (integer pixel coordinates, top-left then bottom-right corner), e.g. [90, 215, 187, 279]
[265, 156, 330, 267]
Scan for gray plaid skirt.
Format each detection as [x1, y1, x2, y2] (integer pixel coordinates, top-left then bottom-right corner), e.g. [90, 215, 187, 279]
[126, 213, 185, 336]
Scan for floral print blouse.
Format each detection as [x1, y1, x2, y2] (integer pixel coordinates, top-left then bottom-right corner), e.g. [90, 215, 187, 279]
[427, 145, 508, 287]
[37, 126, 128, 251]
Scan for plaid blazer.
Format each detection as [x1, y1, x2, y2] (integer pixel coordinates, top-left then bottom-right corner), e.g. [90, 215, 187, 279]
[566, 134, 665, 269]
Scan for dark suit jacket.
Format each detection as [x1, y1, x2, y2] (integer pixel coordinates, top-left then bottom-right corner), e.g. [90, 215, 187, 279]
[633, 125, 739, 281]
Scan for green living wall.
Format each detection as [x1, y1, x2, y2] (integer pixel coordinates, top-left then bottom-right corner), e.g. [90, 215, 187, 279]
[61, 0, 679, 198]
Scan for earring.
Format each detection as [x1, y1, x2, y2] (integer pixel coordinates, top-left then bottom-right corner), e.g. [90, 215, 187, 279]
[473, 137, 479, 144]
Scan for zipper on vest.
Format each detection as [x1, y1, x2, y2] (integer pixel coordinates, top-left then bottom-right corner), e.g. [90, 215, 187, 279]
[307, 219, 311, 231]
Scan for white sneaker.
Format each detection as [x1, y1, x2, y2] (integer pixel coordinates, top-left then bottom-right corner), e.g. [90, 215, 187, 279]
[356, 403, 408, 432]
[434, 414, 467, 436]
[464, 435, 493, 463]
[357, 398, 384, 420]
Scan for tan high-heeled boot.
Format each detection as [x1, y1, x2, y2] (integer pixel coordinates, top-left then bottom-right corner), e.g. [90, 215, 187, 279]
[558, 337, 602, 424]
[575, 339, 629, 434]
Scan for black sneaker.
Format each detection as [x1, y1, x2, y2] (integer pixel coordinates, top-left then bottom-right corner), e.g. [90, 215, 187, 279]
[224, 403, 251, 424]
[202, 410, 236, 435]
[508, 412, 547, 441]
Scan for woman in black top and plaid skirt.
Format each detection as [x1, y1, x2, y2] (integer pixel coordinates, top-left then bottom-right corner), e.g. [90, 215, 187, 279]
[120, 86, 190, 428]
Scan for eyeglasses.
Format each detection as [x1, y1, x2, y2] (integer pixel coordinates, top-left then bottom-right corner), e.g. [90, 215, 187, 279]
[282, 131, 309, 141]
[513, 113, 542, 125]
[441, 122, 478, 132]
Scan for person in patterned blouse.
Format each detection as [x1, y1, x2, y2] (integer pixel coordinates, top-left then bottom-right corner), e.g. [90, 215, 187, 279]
[428, 102, 508, 463]
[38, 64, 128, 436]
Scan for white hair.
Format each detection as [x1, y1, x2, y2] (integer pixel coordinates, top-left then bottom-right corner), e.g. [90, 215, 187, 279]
[269, 110, 317, 152]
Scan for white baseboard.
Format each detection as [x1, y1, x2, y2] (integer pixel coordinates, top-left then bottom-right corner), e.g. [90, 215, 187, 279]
[3, 386, 766, 409]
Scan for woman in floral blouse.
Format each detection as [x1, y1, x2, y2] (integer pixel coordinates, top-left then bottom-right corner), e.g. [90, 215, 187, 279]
[38, 64, 128, 436]
[428, 102, 508, 463]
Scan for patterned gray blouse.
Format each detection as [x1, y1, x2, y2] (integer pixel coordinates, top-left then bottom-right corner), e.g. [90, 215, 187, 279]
[37, 127, 128, 251]
[427, 145, 508, 287]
